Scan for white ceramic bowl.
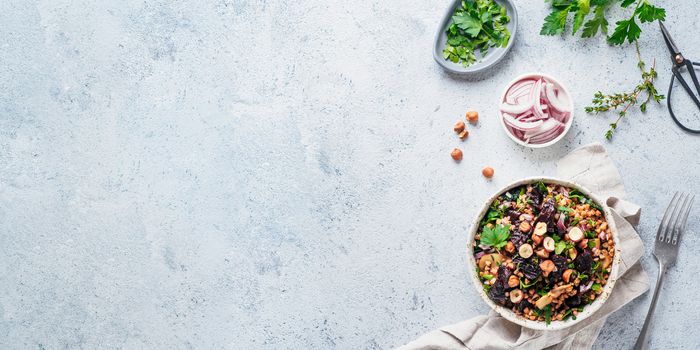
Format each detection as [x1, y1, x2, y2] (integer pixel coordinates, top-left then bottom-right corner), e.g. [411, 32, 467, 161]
[466, 177, 621, 330]
[498, 73, 574, 148]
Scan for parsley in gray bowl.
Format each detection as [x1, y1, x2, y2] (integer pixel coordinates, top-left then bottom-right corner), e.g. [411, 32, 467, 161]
[433, 0, 517, 76]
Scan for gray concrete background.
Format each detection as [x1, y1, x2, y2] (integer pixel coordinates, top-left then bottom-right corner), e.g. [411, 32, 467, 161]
[1, 0, 699, 349]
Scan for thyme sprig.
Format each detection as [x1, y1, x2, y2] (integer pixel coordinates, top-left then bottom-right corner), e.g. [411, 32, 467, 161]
[584, 42, 664, 139]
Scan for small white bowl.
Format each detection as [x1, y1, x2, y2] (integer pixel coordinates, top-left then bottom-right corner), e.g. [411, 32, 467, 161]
[466, 177, 621, 331]
[498, 73, 574, 148]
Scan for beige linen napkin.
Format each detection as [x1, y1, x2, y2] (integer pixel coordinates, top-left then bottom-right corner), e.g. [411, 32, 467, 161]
[399, 143, 650, 350]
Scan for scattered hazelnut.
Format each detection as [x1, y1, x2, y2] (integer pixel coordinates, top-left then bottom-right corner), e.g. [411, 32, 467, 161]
[510, 289, 524, 303]
[531, 233, 543, 246]
[466, 111, 479, 124]
[505, 241, 515, 254]
[454, 120, 466, 133]
[577, 238, 589, 249]
[518, 243, 533, 259]
[539, 259, 555, 277]
[535, 248, 549, 259]
[519, 221, 531, 233]
[568, 227, 584, 242]
[533, 222, 547, 236]
[482, 167, 494, 178]
[508, 275, 520, 288]
[543, 236, 555, 252]
[458, 130, 469, 140]
[451, 148, 463, 161]
[562, 269, 575, 283]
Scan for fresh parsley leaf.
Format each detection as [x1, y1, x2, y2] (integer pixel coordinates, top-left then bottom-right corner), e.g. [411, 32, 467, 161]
[480, 224, 511, 250]
[453, 13, 483, 37]
[620, 0, 636, 7]
[591, 283, 602, 292]
[572, 0, 591, 33]
[555, 240, 567, 254]
[584, 230, 597, 239]
[540, 9, 570, 35]
[636, 2, 665, 23]
[536, 181, 548, 194]
[482, 274, 494, 280]
[608, 18, 641, 45]
[581, 5, 609, 37]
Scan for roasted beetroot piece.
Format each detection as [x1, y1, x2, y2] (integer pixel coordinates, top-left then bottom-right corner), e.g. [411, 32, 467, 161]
[507, 210, 522, 222]
[489, 281, 507, 303]
[528, 187, 543, 207]
[547, 255, 568, 283]
[574, 250, 593, 273]
[519, 261, 541, 281]
[565, 293, 582, 307]
[509, 230, 529, 249]
[536, 199, 556, 225]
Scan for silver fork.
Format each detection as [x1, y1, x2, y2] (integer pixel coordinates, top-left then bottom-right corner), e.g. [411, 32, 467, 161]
[633, 192, 695, 350]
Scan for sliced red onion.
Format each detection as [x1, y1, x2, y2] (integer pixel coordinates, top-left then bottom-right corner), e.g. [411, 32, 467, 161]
[545, 82, 570, 113]
[500, 76, 571, 145]
[580, 280, 594, 293]
[475, 251, 487, 260]
[557, 214, 567, 232]
[503, 113, 543, 131]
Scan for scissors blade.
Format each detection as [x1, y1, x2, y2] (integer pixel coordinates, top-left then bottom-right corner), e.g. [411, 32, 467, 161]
[659, 21, 682, 61]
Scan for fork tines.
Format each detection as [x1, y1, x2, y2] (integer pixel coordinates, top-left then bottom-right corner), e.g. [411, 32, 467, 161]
[657, 192, 695, 245]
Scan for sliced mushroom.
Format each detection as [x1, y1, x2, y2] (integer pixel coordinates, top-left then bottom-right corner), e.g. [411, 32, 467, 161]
[533, 222, 548, 236]
[549, 283, 573, 298]
[601, 250, 612, 269]
[478, 253, 504, 270]
[543, 236, 555, 252]
[568, 227, 584, 242]
[510, 289, 524, 303]
[518, 243, 533, 259]
[562, 269, 575, 283]
[536, 248, 549, 259]
[535, 294, 552, 309]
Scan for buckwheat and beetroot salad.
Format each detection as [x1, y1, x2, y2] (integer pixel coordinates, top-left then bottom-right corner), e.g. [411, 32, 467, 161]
[472, 182, 615, 324]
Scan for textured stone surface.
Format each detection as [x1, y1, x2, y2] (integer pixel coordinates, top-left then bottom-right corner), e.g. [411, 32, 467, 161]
[1, 0, 699, 349]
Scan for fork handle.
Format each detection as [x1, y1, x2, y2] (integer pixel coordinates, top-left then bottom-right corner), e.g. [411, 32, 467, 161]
[633, 261, 667, 350]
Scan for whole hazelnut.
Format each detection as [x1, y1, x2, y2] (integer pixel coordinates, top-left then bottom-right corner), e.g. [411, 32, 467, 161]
[454, 120, 465, 133]
[451, 148, 463, 161]
[466, 111, 479, 123]
[482, 167, 494, 178]
[458, 130, 469, 140]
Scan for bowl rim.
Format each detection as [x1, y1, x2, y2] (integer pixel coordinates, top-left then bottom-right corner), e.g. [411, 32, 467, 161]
[497, 73, 574, 148]
[466, 176, 622, 331]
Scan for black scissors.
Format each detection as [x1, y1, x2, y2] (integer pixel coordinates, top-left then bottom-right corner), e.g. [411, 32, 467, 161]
[660, 21, 700, 134]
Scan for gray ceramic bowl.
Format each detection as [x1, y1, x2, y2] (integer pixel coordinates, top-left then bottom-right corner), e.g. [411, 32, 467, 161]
[466, 177, 622, 330]
[433, 0, 518, 76]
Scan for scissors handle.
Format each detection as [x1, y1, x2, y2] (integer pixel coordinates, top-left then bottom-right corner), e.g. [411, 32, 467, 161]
[668, 61, 700, 134]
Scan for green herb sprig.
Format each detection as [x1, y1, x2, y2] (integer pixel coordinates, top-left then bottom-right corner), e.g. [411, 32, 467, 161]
[540, 0, 666, 140]
[443, 0, 511, 67]
[585, 43, 664, 139]
[479, 224, 511, 250]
